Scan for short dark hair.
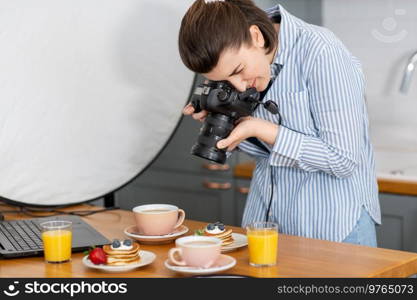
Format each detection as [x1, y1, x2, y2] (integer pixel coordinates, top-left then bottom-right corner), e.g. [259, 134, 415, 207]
[178, 0, 277, 73]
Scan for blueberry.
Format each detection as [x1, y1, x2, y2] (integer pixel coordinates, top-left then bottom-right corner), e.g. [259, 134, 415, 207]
[112, 239, 121, 248]
[207, 223, 215, 230]
[218, 224, 225, 231]
[123, 239, 132, 246]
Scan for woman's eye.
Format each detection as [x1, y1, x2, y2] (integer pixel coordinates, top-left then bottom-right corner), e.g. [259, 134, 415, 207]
[235, 68, 244, 75]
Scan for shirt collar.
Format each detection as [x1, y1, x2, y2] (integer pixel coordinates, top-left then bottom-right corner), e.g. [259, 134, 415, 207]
[265, 4, 299, 66]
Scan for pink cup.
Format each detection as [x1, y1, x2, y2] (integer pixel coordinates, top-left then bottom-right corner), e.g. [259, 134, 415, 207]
[168, 236, 221, 268]
[133, 204, 185, 236]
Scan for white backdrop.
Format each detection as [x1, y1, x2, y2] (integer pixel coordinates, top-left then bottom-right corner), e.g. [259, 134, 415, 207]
[0, 0, 195, 205]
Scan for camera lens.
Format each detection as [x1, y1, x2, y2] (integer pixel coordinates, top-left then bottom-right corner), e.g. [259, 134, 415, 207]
[191, 113, 234, 164]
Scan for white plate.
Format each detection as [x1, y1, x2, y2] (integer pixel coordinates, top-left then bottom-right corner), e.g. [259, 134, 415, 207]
[124, 225, 189, 244]
[221, 233, 248, 252]
[164, 254, 236, 275]
[82, 250, 156, 272]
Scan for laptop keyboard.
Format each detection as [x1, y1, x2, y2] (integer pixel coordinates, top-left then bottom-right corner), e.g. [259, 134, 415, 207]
[0, 220, 43, 251]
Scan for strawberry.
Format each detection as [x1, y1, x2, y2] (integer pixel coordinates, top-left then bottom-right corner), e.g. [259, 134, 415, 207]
[85, 247, 107, 265]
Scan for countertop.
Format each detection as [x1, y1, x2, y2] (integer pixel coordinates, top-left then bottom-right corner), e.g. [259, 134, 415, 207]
[234, 161, 417, 196]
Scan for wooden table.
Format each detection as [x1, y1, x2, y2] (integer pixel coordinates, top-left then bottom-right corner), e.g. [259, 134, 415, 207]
[1, 204, 417, 278]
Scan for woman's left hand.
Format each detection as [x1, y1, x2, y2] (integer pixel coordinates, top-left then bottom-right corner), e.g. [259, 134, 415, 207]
[216, 116, 280, 151]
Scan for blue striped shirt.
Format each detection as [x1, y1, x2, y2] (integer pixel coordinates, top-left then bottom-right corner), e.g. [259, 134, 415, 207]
[238, 4, 381, 242]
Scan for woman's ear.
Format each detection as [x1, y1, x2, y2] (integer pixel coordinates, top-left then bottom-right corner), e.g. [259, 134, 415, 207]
[249, 25, 265, 48]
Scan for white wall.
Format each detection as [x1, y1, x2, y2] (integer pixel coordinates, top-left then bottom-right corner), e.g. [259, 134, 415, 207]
[323, 0, 417, 153]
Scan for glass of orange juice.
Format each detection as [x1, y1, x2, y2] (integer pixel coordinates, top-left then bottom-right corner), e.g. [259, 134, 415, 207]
[40, 220, 72, 263]
[246, 222, 278, 267]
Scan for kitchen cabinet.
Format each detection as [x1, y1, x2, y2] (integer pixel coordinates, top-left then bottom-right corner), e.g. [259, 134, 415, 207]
[376, 193, 417, 253]
[234, 178, 251, 226]
[116, 169, 236, 225]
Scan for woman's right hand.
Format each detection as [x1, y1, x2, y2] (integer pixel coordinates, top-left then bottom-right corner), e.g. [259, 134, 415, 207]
[182, 103, 208, 122]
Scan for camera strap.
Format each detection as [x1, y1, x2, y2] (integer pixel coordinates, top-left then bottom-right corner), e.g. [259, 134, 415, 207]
[246, 137, 270, 154]
[244, 79, 275, 154]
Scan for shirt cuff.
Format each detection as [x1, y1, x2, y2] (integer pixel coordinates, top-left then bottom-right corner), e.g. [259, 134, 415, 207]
[269, 126, 304, 167]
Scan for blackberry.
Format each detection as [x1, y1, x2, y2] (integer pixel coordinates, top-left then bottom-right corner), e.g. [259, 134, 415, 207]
[112, 239, 121, 248]
[123, 239, 132, 246]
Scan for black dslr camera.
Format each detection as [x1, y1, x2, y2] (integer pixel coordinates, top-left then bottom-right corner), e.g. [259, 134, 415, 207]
[190, 80, 278, 164]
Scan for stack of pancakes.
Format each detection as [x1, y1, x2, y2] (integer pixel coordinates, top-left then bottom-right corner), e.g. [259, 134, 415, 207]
[102, 242, 140, 265]
[204, 227, 234, 247]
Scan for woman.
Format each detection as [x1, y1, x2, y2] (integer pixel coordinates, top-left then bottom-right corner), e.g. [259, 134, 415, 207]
[179, 0, 381, 246]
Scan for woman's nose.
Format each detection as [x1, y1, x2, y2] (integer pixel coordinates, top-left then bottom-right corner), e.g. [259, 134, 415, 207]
[228, 78, 247, 92]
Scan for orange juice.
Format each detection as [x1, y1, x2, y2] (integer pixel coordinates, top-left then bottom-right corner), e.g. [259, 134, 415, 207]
[41, 230, 72, 263]
[247, 229, 278, 266]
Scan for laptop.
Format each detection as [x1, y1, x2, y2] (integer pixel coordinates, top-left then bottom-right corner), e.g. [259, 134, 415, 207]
[0, 215, 110, 258]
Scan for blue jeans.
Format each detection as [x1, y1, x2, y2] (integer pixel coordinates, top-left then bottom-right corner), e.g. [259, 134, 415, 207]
[342, 207, 378, 247]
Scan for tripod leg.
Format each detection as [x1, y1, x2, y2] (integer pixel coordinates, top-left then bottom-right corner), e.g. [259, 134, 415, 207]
[103, 193, 115, 208]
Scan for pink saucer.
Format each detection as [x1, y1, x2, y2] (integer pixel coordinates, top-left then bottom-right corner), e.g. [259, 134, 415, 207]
[124, 225, 189, 245]
[164, 254, 236, 275]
